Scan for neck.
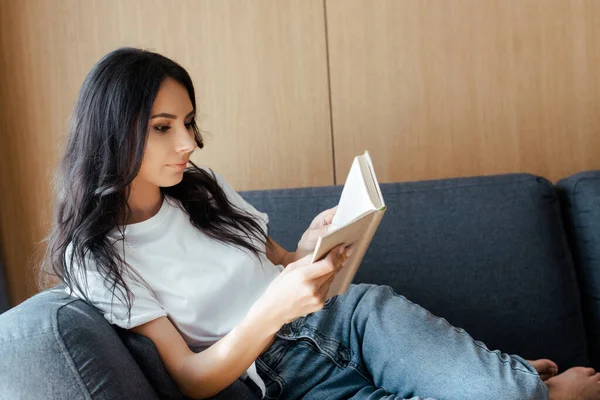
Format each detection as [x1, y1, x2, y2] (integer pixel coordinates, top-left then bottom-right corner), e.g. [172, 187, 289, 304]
[126, 179, 163, 225]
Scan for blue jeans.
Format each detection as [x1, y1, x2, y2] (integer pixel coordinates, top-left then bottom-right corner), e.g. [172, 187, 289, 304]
[255, 284, 548, 400]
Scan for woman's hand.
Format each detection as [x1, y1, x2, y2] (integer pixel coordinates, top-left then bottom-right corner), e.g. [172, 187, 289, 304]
[295, 205, 339, 259]
[249, 243, 351, 334]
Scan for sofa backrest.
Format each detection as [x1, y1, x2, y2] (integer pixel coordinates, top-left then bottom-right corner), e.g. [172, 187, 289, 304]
[557, 171, 600, 370]
[241, 173, 589, 370]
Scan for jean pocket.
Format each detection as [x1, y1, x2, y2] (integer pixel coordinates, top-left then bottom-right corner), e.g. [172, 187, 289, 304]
[255, 357, 285, 399]
[322, 294, 339, 309]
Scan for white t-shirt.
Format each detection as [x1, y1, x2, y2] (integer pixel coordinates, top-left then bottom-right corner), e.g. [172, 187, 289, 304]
[65, 168, 284, 397]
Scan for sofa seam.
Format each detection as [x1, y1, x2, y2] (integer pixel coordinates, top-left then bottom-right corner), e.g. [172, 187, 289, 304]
[52, 300, 93, 400]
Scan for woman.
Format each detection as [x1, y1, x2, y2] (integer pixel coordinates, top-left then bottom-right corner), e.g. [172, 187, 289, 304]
[43, 47, 599, 400]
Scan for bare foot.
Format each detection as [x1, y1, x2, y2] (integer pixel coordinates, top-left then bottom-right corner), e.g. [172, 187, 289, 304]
[527, 358, 559, 381]
[545, 367, 600, 400]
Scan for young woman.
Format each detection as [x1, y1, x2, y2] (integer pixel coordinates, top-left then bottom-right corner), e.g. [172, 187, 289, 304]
[43, 47, 600, 400]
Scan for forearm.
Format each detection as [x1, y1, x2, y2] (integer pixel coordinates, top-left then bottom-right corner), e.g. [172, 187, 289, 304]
[281, 250, 298, 266]
[181, 309, 279, 399]
[281, 248, 313, 267]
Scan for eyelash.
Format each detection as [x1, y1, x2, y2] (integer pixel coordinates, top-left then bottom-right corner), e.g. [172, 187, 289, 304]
[154, 122, 194, 133]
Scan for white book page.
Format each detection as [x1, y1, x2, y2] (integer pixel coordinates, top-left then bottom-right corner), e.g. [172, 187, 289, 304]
[328, 156, 374, 233]
[363, 150, 385, 209]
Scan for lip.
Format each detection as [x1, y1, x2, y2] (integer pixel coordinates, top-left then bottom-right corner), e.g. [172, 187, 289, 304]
[168, 161, 188, 170]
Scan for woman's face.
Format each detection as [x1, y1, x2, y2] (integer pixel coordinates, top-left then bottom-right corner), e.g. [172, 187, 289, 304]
[135, 78, 198, 189]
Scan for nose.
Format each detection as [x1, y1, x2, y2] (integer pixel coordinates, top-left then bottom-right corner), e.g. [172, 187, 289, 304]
[174, 123, 197, 154]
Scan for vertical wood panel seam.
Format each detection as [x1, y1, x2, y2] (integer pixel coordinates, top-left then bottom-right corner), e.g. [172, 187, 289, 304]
[323, 0, 337, 186]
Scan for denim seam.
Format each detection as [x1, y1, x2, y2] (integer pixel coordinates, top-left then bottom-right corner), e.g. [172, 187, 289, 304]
[255, 357, 287, 399]
[0, 330, 58, 344]
[291, 316, 354, 366]
[346, 361, 372, 383]
[471, 342, 537, 375]
[291, 332, 349, 370]
[387, 287, 538, 377]
[53, 302, 93, 400]
[346, 284, 386, 380]
[322, 295, 339, 309]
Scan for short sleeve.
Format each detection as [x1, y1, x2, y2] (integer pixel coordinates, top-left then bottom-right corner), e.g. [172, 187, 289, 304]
[65, 244, 167, 329]
[209, 169, 269, 227]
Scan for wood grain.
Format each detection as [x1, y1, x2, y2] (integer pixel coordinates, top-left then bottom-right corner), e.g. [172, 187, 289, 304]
[0, 0, 332, 305]
[326, 0, 600, 183]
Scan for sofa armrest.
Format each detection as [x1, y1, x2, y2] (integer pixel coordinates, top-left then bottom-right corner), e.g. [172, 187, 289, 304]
[0, 287, 260, 399]
[0, 289, 159, 399]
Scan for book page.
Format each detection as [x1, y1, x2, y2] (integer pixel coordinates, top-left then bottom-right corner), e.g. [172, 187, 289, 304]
[328, 156, 374, 233]
[362, 150, 385, 209]
[309, 150, 387, 299]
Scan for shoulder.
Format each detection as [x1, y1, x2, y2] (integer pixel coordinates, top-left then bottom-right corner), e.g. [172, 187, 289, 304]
[64, 241, 167, 329]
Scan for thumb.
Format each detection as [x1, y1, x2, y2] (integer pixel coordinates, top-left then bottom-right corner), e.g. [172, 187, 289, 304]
[304, 225, 329, 243]
[316, 225, 330, 237]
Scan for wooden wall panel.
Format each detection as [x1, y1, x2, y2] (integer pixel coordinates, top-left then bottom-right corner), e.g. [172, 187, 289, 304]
[326, 0, 600, 184]
[2, 0, 599, 307]
[0, 0, 332, 305]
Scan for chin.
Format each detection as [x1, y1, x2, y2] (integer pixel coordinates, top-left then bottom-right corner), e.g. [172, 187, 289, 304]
[160, 173, 185, 188]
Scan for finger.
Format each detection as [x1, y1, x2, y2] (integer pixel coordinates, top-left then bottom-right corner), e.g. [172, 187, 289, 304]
[303, 245, 345, 280]
[316, 273, 336, 300]
[310, 205, 338, 228]
[344, 244, 355, 258]
[309, 225, 330, 241]
[324, 206, 338, 225]
[317, 225, 330, 237]
[310, 252, 348, 284]
[313, 268, 336, 287]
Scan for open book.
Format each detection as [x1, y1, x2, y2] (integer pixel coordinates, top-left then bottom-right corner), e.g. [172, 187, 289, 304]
[310, 150, 387, 299]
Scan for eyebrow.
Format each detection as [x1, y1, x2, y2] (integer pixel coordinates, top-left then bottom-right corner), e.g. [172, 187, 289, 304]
[150, 110, 195, 119]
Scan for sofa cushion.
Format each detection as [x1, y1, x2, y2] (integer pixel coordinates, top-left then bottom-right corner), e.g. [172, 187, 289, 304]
[557, 170, 600, 369]
[241, 173, 588, 371]
[0, 287, 261, 399]
[0, 288, 159, 399]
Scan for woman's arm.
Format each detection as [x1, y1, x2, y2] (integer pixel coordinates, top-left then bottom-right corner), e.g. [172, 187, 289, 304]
[266, 206, 339, 267]
[131, 311, 277, 399]
[132, 244, 349, 399]
[266, 236, 302, 267]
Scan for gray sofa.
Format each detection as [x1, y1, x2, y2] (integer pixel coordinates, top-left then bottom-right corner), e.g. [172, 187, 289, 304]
[0, 171, 598, 399]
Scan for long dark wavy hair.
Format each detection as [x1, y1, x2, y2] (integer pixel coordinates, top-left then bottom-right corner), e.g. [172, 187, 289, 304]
[40, 47, 273, 320]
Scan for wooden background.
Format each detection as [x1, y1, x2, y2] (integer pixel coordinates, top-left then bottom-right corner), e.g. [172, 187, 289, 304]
[1, 0, 599, 306]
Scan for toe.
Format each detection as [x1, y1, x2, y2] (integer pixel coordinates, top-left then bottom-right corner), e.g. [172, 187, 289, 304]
[528, 358, 559, 378]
